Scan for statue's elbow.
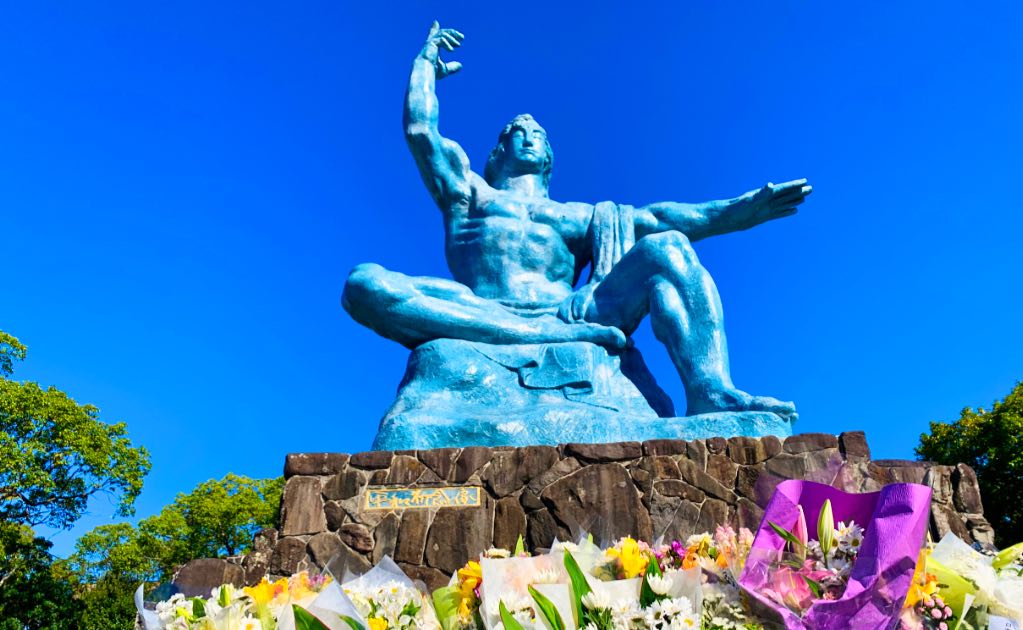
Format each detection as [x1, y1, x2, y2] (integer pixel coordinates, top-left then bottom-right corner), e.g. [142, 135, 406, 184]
[342, 263, 385, 315]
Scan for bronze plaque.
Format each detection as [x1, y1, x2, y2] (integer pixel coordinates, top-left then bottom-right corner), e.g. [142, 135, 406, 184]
[362, 486, 482, 511]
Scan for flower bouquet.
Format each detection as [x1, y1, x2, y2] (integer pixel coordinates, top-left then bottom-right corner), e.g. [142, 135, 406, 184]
[342, 556, 441, 630]
[738, 479, 932, 629]
[135, 571, 339, 630]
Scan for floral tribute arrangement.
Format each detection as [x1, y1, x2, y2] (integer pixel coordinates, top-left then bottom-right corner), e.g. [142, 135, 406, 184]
[138, 481, 1023, 630]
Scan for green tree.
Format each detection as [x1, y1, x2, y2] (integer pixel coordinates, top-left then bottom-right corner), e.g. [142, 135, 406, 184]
[0, 331, 151, 529]
[63, 474, 283, 629]
[917, 382, 1023, 547]
[1, 330, 151, 628]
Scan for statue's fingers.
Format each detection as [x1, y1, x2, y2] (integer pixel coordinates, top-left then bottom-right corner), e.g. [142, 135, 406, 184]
[438, 35, 455, 51]
[774, 184, 811, 204]
[443, 61, 463, 76]
[441, 33, 461, 50]
[774, 206, 799, 218]
[428, 21, 440, 37]
[442, 28, 465, 41]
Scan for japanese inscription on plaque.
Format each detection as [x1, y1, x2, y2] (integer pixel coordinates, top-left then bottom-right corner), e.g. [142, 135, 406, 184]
[362, 486, 482, 511]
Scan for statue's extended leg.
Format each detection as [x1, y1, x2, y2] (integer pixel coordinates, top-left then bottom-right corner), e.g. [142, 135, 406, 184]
[343, 263, 626, 349]
[584, 231, 796, 419]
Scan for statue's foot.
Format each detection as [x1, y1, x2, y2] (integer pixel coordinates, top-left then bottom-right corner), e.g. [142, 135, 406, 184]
[693, 388, 797, 422]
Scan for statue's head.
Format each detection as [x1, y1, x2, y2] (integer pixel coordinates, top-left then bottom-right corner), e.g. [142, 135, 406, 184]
[484, 114, 554, 191]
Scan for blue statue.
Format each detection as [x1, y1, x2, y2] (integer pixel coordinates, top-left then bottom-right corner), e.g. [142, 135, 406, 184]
[343, 23, 812, 449]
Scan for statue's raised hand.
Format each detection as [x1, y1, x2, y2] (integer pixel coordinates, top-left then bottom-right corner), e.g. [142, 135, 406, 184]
[420, 21, 464, 79]
[728, 179, 812, 229]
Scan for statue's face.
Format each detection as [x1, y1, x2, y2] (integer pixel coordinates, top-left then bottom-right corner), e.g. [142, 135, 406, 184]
[503, 121, 549, 174]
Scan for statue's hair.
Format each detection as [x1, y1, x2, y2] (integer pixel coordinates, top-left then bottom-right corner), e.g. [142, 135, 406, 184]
[483, 114, 554, 189]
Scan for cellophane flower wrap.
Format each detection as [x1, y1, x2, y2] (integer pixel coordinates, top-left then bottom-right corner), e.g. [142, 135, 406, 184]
[738, 480, 931, 629]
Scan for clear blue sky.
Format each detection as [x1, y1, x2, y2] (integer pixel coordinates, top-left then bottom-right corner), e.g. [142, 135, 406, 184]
[2, 2, 1021, 557]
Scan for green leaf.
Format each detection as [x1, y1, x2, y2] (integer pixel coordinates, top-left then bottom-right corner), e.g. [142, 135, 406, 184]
[293, 605, 333, 630]
[500, 600, 527, 630]
[191, 597, 206, 619]
[768, 521, 805, 552]
[563, 550, 591, 625]
[639, 555, 663, 607]
[339, 615, 367, 630]
[801, 575, 823, 599]
[432, 585, 461, 630]
[528, 585, 565, 630]
[514, 534, 526, 556]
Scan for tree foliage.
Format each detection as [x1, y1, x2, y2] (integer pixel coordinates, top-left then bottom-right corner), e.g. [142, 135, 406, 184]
[917, 382, 1023, 547]
[62, 474, 283, 628]
[0, 331, 152, 529]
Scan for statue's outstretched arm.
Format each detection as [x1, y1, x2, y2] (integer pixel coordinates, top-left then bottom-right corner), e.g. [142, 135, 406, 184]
[404, 22, 472, 211]
[634, 179, 812, 241]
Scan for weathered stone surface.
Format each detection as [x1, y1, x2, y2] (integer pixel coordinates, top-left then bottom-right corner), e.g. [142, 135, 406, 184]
[285, 453, 349, 478]
[735, 465, 765, 501]
[320, 538, 372, 577]
[350, 450, 393, 470]
[931, 503, 971, 541]
[525, 457, 581, 496]
[483, 446, 559, 497]
[924, 466, 954, 504]
[706, 453, 739, 490]
[340, 523, 374, 553]
[280, 476, 327, 536]
[369, 470, 389, 485]
[387, 455, 426, 484]
[783, 433, 839, 454]
[761, 435, 783, 459]
[242, 552, 269, 586]
[650, 495, 700, 542]
[838, 431, 870, 462]
[635, 456, 681, 481]
[374, 513, 400, 564]
[541, 463, 652, 542]
[642, 439, 688, 456]
[307, 532, 343, 569]
[453, 447, 493, 483]
[652, 479, 706, 503]
[953, 464, 984, 514]
[418, 448, 458, 481]
[677, 458, 737, 503]
[398, 562, 450, 592]
[727, 436, 771, 465]
[270, 537, 308, 575]
[323, 469, 366, 501]
[966, 515, 996, 548]
[494, 496, 527, 550]
[872, 460, 927, 485]
[696, 498, 731, 533]
[706, 437, 728, 455]
[425, 502, 494, 575]
[736, 497, 765, 531]
[324, 501, 346, 531]
[394, 510, 431, 565]
[686, 440, 708, 471]
[173, 559, 245, 597]
[564, 441, 642, 462]
[527, 508, 560, 550]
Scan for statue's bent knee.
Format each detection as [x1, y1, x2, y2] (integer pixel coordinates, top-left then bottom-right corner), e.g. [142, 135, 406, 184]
[635, 230, 699, 272]
[342, 263, 395, 316]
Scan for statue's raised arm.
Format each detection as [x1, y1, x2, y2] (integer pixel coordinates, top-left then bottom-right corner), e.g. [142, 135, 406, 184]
[404, 22, 472, 212]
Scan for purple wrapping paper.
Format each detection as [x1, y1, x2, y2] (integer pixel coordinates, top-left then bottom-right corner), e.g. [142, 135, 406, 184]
[738, 480, 932, 630]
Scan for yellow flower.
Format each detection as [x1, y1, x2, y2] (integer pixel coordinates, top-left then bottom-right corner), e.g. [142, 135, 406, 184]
[606, 537, 648, 578]
[368, 617, 389, 630]
[904, 549, 938, 609]
[457, 560, 483, 595]
[244, 577, 288, 606]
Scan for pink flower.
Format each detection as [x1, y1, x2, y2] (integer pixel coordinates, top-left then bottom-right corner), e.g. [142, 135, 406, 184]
[765, 565, 815, 613]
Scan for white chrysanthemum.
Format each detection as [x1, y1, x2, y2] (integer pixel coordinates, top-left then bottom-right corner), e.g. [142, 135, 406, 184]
[836, 520, 864, 554]
[533, 568, 561, 584]
[685, 533, 712, 548]
[552, 540, 580, 553]
[581, 590, 610, 611]
[485, 547, 511, 558]
[646, 574, 673, 596]
[581, 623, 598, 630]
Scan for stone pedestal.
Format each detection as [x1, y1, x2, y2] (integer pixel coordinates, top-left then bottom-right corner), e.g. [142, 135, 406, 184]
[249, 433, 991, 591]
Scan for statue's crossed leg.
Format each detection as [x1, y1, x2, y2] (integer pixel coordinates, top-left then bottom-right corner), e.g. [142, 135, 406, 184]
[342, 262, 627, 350]
[343, 231, 795, 420]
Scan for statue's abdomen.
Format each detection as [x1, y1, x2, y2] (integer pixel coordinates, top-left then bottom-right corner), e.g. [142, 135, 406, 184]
[445, 215, 575, 308]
